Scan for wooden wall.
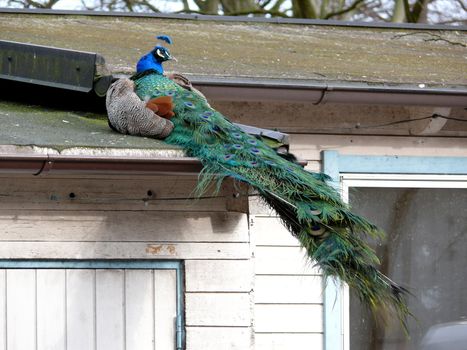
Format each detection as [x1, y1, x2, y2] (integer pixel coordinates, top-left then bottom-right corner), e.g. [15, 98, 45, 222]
[222, 100, 467, 350]
[250, 202, 324, 350]
[0, 174, 253, 350]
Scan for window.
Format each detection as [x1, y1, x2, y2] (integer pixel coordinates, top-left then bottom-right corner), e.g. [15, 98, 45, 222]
[342, 175, 467, 350]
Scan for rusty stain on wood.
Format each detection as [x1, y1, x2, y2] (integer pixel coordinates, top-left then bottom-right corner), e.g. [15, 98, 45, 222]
[146, 244, 176, 255]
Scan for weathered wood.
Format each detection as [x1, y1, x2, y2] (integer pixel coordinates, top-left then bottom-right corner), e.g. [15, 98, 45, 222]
[185, 293, 251, 327]
[96, 269, 125, 350]
[6, 269, 36, 350]
[224, 180, 250, 213]
[255, 275, 322, 304]
[36, 270, 66, 350]
[251, 216, 300, 247]
[186, 327, 252, 350]
[0, 241, 251, 260]
[255, 304, 323, 333]
[255, 246, 320, 275]
[154, 269, 177, 350]
[255, 333, 323, 350]
[66, 269, 95, 350]
[125, 270, 155, 350]
[216, 102, 467, 137]
[0, 210, 248, 243]
[185, 259, 253, 292]
[0, 176, 240, 212]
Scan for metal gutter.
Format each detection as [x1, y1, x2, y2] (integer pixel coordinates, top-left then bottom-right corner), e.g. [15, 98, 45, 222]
[0, 152, 308, 175]
[0, 8, 465, 31]
[0, 154, 203, 175]
[190, 77, 467, 107]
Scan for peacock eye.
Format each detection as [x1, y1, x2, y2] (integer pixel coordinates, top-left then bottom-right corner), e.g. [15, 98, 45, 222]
[156, 49, 164, 58]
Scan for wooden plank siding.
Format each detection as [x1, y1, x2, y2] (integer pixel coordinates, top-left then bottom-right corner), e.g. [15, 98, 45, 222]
[0, 268, 178, 350]
[251, 215, 324, 349]
[0, 175, 254, 350]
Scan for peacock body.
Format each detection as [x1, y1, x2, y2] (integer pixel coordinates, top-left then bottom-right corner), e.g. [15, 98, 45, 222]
[128, 39, 409, 328]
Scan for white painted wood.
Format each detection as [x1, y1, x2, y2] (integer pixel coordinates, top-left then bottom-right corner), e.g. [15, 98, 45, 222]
[255, 333, 323, 350]
[248, 196, 278, 216]
[66, 269, 95, 350]
[125, 270, 154, 350]
[0, 270, 5, 350]
[185, 293, 251, 327]
[154, 269, 177, 350]
[255, 275, 323, 304]
[0, 211, 248, 243]
[0, 267, 179, 350]
[341, 174, 467, 181]
[289, 134, 467, 161]
[186, 327, 252, 350]
[96, 269, 124, 350]
[185, 259, 253, 292]
[6, 269, 36, 350]
[0, 241, 250, 260]
[255, 304, 323, 333]
[255, 246, 320, 275]
[252, 216, 300, 247]
[36, 270, 66, 350]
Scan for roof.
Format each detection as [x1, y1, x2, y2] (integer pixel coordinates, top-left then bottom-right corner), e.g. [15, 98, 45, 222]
[0, 10, 466, 174]
[0, 10, 466, 90]
[0, 99, 196, 175]
[0, 100, 181, 154]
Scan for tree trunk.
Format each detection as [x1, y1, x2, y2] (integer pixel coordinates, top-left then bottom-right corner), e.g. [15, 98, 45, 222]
[194, 0, 220, 14]
[292, 0, 318, 18]
[391, 0, 406, 22]
[220, 0, 260, 15]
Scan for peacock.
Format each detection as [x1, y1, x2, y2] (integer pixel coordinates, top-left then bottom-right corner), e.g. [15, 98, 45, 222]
[107, 36, 410, 329]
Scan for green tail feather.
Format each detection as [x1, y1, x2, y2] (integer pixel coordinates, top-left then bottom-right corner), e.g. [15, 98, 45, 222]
[133, 71, 411, 330]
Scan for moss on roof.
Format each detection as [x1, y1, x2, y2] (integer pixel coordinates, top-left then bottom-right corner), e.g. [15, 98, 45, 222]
[0, 13, 465, 88]
[0, 100, 182, 154]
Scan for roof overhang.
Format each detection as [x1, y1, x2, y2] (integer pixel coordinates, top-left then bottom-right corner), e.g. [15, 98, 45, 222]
[0, 154, 203, 176]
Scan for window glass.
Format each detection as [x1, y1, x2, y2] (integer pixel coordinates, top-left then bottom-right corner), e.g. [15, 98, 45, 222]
[349, 187, 467, 350]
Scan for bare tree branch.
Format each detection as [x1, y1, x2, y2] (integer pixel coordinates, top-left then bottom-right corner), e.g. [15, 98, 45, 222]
[324, 0, 365, 19]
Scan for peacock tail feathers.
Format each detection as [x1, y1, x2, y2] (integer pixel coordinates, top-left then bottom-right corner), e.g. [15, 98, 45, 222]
[132, 70, 410, 330]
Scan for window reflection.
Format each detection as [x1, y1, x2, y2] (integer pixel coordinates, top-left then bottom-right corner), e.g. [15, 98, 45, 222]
[349, 187, 467, 350]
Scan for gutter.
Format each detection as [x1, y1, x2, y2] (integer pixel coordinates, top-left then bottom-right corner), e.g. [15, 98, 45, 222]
[0, 152, 308, 175]
[190, 77, 467, 107]
[0, 154, 203, 175]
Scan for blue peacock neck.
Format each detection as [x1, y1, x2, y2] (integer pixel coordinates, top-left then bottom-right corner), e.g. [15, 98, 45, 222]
[136, 52, 164, 75]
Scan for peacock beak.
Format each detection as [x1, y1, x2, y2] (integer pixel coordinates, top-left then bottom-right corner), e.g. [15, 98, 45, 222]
[169, 55, 177, 62]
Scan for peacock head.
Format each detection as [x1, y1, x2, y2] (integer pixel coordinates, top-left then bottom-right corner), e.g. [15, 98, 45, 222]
[151, 45, 175, 63]
[136, 35, 175, 74]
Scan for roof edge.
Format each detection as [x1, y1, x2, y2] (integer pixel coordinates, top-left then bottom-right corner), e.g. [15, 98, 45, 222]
[0, 8, 465, 31]
[187, 77, 467, 107]
[0, 154, 203, 176]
